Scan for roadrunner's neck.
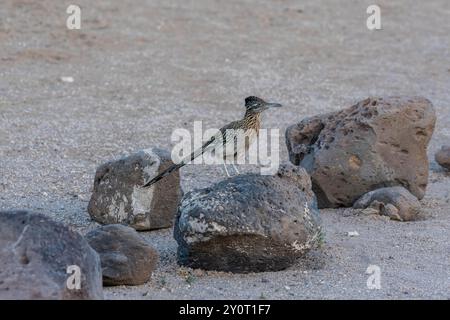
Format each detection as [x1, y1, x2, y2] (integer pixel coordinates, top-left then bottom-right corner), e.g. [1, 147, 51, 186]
[243, 110, 262, 133]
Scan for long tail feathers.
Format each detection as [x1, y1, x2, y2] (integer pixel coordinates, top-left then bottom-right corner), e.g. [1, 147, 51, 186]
[142, 132, 219, 188]
[142, 162, 185, 188]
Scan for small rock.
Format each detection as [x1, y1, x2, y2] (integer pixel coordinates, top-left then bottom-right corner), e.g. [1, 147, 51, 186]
[286, 96, 436, 208]
[174, 163, 322, 273]
[0, 210, 103, 299]
[353, 186, 422, 221]
[361, 207, 380, 216]
[347, 231, 359, 237]
[382, 203, 402, 221]
[88, 148, 182, 230]
[435, 146, 450, 170]
[85, 224, 159, 286]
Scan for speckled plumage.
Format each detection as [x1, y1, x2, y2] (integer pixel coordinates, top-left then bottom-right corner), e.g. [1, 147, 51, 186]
[143, 96, 281, 188]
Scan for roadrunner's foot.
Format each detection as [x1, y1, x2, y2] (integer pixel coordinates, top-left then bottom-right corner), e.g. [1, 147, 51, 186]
[223, 163, 231, 177]
[231, 163, 240, 174]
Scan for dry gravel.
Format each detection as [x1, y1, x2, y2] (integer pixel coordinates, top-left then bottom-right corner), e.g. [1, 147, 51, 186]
[0, 0, 449, 299]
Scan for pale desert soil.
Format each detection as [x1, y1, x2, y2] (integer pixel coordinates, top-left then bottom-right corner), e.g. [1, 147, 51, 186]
[0, 0, 449, 299]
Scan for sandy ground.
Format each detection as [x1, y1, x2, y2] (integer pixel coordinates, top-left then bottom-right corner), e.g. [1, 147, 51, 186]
[0, 0, 449, 299]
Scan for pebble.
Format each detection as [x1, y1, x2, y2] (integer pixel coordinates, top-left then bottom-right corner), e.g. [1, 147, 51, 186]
[435, 146, 450, 170]
[60, 76, 74, 83]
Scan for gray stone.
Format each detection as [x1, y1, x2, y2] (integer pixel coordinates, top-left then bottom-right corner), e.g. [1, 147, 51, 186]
[0, 210, 103, 300]
[286, 96, 436, 208]
[85, 224, 159, 286]
[435, 145, 450, 170]
[174, 163, 323, 273]
[88, 148, 182, 230]
[353, 186, 422, 221]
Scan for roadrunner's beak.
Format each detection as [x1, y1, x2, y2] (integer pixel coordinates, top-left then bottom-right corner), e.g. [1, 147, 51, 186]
[263, 102, 282, 110]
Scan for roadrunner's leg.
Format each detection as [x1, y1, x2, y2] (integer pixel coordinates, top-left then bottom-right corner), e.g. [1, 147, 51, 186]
[231, 163, 239, 174]
[223, 163, 231, 177]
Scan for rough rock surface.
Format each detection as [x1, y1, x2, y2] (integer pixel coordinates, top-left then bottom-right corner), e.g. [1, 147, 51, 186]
[174, 163, 322, 273]
[0, 210, 103, 300]
[435, 146, 450, 170]
[88, 148, 182, 230]
[353, 187, 422, 221]
[85, 224, 159, 286]
[286, 96, 436, 208]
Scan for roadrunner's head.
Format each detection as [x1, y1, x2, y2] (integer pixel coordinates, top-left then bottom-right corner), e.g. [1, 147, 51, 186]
[245, 96, 282, 113]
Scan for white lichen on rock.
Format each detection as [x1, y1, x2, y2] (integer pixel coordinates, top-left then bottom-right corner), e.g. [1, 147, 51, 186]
[181, 215, 228, 243]
[108, 192, 127, 222]
[142, 148, 161, 178]
[131, 186, 153, 215]
[291, 228, 322, 252]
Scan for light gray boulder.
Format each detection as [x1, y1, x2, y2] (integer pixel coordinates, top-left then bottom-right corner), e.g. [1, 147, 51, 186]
[88, 148, 182, 230]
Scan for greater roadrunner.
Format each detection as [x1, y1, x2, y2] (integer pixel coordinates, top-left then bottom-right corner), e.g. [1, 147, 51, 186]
[142, 96, 282, 188]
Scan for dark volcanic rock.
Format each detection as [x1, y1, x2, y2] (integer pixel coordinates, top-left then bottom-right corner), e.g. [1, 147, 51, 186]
[0, 210, 103, 300]
[174, 163, 322, 273]
[353, 186, 422, 221]
[88, 148, 182, 231]
[286, 96, 435, 208]
[85, 224, 159, 286]
[435, 146, 450, 170]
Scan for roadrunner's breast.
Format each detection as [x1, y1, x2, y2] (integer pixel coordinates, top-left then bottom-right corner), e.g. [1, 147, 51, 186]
[215, 113, 261, 161]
